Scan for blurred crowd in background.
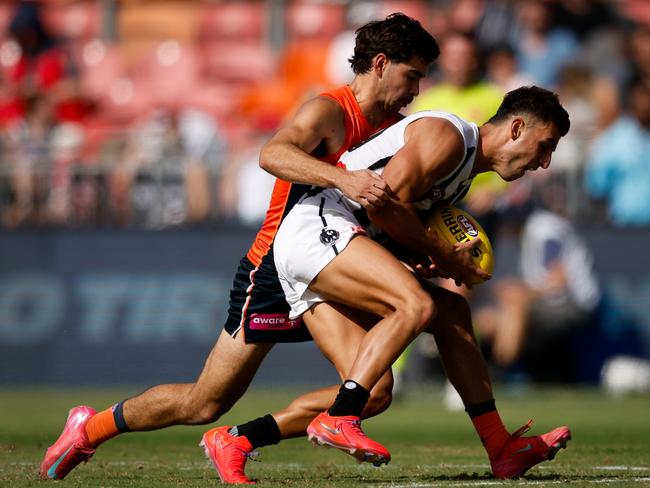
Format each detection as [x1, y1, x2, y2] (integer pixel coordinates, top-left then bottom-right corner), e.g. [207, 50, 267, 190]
[1, 0, 650, 391]
[0, 0, 649, 231]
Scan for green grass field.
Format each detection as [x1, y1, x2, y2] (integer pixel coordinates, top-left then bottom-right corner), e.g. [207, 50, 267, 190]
[1, 386, 649, 487]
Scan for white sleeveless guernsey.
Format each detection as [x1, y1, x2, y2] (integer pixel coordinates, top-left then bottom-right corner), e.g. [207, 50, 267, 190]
[273, 111, 480, 318]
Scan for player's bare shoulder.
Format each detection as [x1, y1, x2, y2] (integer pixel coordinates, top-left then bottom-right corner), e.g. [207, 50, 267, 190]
[404, 116, 466, 177]
[294, 96, 345, 134]
[267, 95, 345, 154]
[406, 117, 464, 154]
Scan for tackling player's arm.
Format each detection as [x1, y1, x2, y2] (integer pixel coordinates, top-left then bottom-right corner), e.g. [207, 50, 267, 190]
[367, 117, 489, 285]
[259, 96, 390, 210]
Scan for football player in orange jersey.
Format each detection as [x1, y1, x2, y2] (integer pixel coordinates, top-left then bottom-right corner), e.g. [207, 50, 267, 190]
[40, 13, 440, 483]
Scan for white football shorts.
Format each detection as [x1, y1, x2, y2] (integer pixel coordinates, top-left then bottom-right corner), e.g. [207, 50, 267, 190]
[273, 190, 366, 319]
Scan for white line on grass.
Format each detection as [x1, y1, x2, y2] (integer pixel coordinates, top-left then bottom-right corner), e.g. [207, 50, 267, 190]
[372, 478, 650, 488]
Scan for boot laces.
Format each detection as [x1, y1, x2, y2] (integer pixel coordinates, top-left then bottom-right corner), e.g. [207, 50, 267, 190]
[511, 419, 533, 438]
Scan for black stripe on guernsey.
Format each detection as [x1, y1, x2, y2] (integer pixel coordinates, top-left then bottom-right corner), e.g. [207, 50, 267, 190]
[347, 126, 389, 152]
[368, 156, 391, 172]
[450, 180, 472, 204]
[319, 197, 339, 255]
[302, 186, 324, 202]
[319, 197, 327, 226]
[436, 146, 476, 189]
[282, 183, 313, 221]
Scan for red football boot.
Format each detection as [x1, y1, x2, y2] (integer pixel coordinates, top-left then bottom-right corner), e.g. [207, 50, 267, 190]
[306, 411, 390, 466]
[39, 406, 97, 480]
[200, 426, 257, 484]
[491, 420, 571, 479]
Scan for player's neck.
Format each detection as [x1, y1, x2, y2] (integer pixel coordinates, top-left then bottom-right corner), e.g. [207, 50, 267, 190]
[349, 76, 393, 129]
[470, 125, 493, 175]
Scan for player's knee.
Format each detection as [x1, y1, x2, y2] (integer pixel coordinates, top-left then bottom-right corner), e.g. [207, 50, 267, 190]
[448, 291, 472, 327]
[180, 396, 231, 425]
[400, 288, 436, 335]
[428, 290, 471, 335]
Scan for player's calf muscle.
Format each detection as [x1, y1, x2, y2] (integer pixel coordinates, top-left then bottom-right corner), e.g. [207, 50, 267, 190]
[363, 382, 393, 417]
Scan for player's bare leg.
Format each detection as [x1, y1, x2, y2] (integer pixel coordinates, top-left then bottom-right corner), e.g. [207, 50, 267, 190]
[202, 302, 393, 483]
[123, 330, 273, 429]
[420, 281, 493, 405]
[274, 302, 392, 439]
[309, 236, 435, 390]
[40, 330, 273, 480]
[304, 236, 435, 463]
[419, 280, 571, 478]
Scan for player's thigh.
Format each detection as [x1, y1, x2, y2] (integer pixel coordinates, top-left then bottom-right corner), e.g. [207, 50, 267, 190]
[192, 329, 273, 405]
[304, 302, 393, 399]
[304, 302, 379, 377]
[310, 236, 429, 317]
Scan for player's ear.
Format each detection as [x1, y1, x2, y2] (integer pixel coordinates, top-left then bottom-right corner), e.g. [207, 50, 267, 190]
[373, 53, 388, 77]
[511, 117, 524, 141]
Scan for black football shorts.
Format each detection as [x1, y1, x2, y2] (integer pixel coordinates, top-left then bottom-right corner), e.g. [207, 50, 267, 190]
[223, 252, 313, 343]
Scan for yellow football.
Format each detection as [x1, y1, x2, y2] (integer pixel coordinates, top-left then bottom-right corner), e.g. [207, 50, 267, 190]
[424, 205, 494, 285]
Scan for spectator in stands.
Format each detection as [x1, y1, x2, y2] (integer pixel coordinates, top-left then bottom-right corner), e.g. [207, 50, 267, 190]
[119, 106, 225, 229]
[47, 122, 87, 225]
[554, 0, 619, 42]
[485, 43, 534, 93]
[510, 0, 580, 89]
[1, 2, 89, 127]
[584, 76, 650, 227]
[412, 31, 502, 123]
[325, 0, 379, 86]
[220, 133, 276, 227]
[471, 0, 518, 53]
[625, 23, 650, 86]
[0, 2, 90, 228]
[555, 1, 627, 90]
[239, 3, 343, 129]
[475, 175, 601, 383]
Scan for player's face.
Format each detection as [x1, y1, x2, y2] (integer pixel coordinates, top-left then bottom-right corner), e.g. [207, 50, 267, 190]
[502, 119, 561, 181]
[381, 56, 429, 113]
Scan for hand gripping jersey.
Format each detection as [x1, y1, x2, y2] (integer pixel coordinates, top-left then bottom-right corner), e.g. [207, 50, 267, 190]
[224, 85, 399, 343]
[273, 111, 479, 319]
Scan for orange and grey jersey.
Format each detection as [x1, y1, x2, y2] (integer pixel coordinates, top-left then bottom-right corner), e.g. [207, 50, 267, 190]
[332, 111, 479, 215]
[229, 85, 398, 343]
[244, 85, 399, 267]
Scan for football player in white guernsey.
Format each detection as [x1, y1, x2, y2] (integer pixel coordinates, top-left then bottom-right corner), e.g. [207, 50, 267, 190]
[273, 86, 573, 479]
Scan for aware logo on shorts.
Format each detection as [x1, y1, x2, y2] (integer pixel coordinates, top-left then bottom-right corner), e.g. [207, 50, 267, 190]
[249, 313, 303, 330]
[319, 227, 340, 245]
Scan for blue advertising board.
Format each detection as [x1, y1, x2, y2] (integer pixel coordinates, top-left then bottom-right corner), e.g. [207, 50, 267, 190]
[0, 226, 648, 386]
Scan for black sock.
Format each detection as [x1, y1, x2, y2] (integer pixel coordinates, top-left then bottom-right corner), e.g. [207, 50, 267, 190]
[465, 399, 496, 418]
[112, 401, 131, 433]
[328, 380, 370, 417]
[230, 414, 281, 449]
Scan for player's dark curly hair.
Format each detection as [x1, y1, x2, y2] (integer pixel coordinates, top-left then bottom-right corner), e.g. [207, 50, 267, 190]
[349, 13, 439, 74]
[488, 86, 571, 136]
